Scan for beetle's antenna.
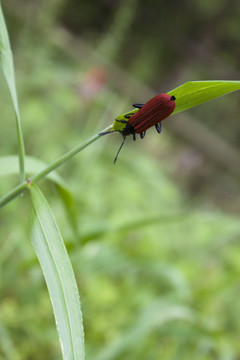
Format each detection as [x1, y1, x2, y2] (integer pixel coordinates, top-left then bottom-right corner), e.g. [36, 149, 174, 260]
[99, 130, 121, 136]
[114, 136, 126, 164]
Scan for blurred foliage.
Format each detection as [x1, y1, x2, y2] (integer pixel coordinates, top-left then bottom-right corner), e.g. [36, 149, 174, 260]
[1, 0, 240, 359]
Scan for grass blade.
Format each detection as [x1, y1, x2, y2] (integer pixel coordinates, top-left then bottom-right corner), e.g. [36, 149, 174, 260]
[30, 184, 84, 360]
[113, 80, 240, 130]
[168, 80, 240, 114]
[0, 2, 25, 182]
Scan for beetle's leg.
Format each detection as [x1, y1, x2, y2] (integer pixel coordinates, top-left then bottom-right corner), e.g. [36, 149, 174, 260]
[133, 133, 136, 141]
[155, 122, 162, 134]
[115, 119, 128, 124]
[132, 103, 145, 109]
[140, 131, 146, 139]
[124, 112, 135, 119]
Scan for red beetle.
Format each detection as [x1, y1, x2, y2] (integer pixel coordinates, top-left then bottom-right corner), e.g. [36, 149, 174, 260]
[100, 94, 176, 163]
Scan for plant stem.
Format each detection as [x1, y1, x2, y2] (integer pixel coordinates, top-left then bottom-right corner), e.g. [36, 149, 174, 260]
[16, 113, 25, 184]
[0, 125, 112, 209]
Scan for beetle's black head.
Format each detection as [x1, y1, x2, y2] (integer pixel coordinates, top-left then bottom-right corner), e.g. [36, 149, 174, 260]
[121, 122, 135, 136]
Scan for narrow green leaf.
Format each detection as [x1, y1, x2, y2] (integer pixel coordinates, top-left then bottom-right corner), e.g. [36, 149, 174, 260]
[0, 2, 25, 182]
[112, 80, 240, 131]
[168, 80, 240, 114]
[30, 184, 84, 360]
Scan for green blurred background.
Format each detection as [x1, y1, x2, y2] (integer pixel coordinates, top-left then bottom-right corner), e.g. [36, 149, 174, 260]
[1, 0, 240, 359]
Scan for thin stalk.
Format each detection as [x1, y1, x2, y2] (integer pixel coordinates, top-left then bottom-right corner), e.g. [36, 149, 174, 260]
[16, 112, 25, 183]
[0, 125, 112, 209]
[0, 3, 25, 183]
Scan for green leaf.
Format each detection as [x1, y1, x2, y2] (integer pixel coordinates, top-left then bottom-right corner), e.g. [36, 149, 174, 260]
[112, 80, 240, 131]
[168, 80, 240, 114]
[0, 3, 25, 182]
[30, 184, 84, 360]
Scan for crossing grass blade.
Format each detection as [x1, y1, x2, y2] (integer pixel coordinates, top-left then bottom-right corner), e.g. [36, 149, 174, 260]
[30, 184, 85, 360]
[0, 2, 25, 182]
[0, 155, 65, 185]
[167, 80, 240, 114]
[0, 155, 79, 237]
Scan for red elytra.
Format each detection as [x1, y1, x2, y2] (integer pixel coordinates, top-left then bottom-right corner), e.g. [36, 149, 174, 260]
[128, 94, 175, 133]
[99, 93, 176, 164]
